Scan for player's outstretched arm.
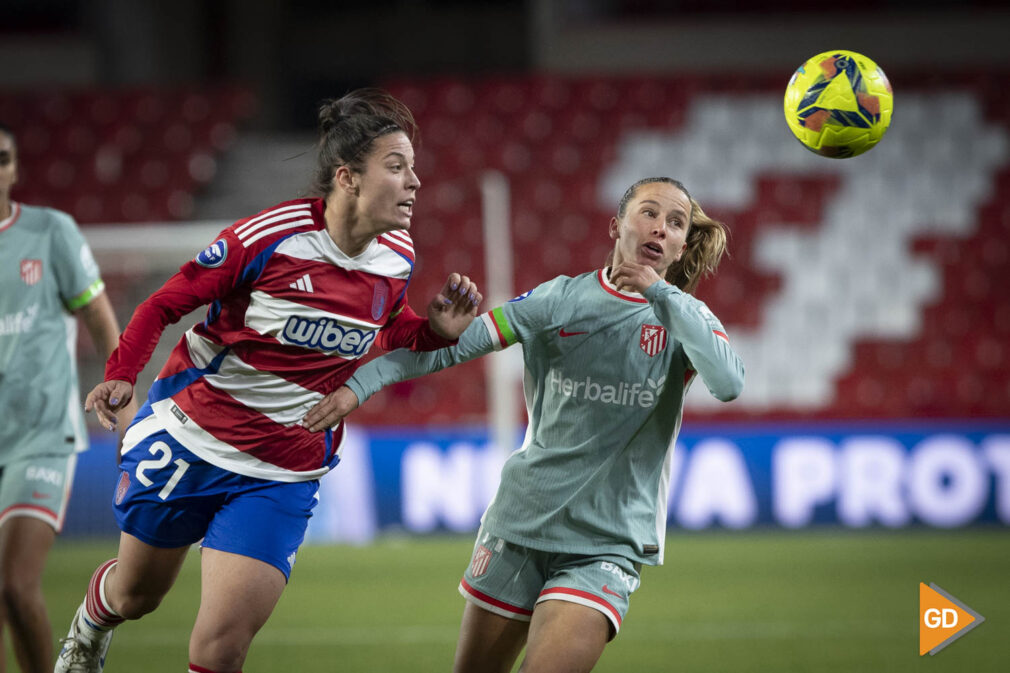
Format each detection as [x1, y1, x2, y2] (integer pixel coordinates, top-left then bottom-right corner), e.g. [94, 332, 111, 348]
[302, 315, 500, 432]
[303, 386, 359, 433]
[77, 291, 140, 438]
[85, 380, 134, 431]
[427, 272, 482, 340]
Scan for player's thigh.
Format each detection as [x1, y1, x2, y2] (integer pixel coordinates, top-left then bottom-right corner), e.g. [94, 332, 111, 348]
[113, 532, 191, 601]
[538, 553, 640, 639]
[455, 529, 544, 673]
[189, 477, 317, 662]
[454, 601, 529, 673]
[0, 517, 55, 587]
[521, 600, 609, 673]
[190, 548, 286, 657]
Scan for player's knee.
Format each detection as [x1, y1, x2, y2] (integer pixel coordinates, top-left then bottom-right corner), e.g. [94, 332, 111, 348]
[190, 631, 251, 671]
[0, 577, 42, 614]
[113, 590, 165, 619]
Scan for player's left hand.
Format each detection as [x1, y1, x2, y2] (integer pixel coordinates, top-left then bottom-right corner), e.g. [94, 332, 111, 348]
[303, 386, 360, 433]
[85, 379, 134, 432]
[610, 261, 663, 295]
[427, 272, 482, 340]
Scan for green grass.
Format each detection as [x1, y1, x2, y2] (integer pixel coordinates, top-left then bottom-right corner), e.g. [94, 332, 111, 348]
[27, 529, 1010, 672]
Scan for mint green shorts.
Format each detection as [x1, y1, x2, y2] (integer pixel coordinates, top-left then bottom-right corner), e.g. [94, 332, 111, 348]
[459, 526, 642, 637]
[0, 453, 76, 532]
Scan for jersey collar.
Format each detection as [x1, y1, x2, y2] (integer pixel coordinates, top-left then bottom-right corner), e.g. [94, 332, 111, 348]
[0, 201, 20, 234]
[597, 268, 649, 303]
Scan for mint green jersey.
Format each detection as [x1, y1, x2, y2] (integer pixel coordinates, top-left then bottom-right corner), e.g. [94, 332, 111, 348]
[0, 202, 105, 464]
[348, 269, 744, 565]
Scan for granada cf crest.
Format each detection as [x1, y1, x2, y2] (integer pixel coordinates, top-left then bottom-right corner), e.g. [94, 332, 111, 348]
[20, 259, 42, 286]
[639, 324, 667, 357]
[371, 278, 390, 321]
[470, 545, 493, 578]
[115, 471, 130, 505]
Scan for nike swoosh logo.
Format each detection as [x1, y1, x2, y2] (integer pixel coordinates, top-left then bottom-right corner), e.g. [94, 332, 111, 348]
[559, 328, 588, 338]
[601, 584, 622, 598]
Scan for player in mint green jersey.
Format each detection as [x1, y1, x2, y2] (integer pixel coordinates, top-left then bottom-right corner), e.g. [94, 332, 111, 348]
[304, 177, 744, 673]
[0, 124, 133, 673]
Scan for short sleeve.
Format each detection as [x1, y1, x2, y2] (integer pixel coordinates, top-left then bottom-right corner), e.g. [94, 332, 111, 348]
[49, 210, 104, 310]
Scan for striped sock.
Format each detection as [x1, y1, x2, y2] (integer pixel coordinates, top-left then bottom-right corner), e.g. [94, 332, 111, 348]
[189, 664, 242, 673]
[82, 558, 125, 630]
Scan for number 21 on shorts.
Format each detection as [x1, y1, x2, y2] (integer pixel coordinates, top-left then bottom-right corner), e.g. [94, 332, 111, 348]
[135, 441, 191, 500]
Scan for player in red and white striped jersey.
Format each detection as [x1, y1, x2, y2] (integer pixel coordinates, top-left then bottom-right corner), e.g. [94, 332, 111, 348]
[56, 89, 481, 673]
[106, 195, 453, 481]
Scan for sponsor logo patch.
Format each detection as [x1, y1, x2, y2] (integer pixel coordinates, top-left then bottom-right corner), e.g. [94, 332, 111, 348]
[508, 290, 533, 302]
[600, 561, 639, 591]
[549, 370, 664, 409]
[26, 466, 62, 485]
[196, 240, 228, 268]
[282, 316, 377, 357]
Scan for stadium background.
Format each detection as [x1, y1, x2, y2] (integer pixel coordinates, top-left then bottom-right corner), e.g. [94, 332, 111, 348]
[3, 1, 1009, 671]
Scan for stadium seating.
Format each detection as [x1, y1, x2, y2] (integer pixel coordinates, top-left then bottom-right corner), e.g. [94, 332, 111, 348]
[7, 76, 1005, 424]
[3, 85, 255, 223]
[363, 72, 1010, 424]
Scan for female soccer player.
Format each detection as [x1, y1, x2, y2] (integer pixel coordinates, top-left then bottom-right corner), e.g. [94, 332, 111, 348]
[55, 89, 482, 673]
[0, 124, 133, 673]
[304, 177, 744, 673]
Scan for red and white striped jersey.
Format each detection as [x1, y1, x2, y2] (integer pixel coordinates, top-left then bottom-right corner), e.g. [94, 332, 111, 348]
[108, 198, 449, 482]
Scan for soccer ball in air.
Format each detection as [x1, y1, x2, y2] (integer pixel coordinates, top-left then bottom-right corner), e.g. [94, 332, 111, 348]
[783, 49, 893, 158]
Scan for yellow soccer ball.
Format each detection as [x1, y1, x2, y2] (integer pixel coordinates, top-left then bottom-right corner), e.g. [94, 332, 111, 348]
[784, 50, 893, 158]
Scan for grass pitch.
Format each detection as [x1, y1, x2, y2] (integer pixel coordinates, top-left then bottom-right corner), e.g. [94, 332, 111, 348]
[32, 529, 1009, 672]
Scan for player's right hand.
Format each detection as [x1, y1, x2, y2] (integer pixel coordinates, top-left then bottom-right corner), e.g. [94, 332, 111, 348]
[85, 379, 134, 431]
[303, 386, 360, 433]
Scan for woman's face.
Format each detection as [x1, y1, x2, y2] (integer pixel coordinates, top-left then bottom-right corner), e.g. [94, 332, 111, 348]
[0, 132, 18, 206]
[352, 131, 420, 235]
[610, 181, 691, 276]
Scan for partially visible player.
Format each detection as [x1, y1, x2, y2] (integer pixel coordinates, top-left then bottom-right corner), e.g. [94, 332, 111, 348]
[0, 123, 133, 673]
[55, 89, 482, 673]
[304, 177, 744, 673]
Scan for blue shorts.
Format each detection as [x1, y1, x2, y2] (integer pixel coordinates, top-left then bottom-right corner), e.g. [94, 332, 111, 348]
[114, 425, 319, 580]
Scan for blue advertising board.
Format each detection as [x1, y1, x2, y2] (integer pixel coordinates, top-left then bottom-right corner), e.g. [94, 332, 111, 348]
[65, 422, 1010, 540]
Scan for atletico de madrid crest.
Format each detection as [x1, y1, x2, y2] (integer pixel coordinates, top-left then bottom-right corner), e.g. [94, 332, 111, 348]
[20, 259, 42, 286]
[640, 324, 667, 357]
[470, 545, 493, 578]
